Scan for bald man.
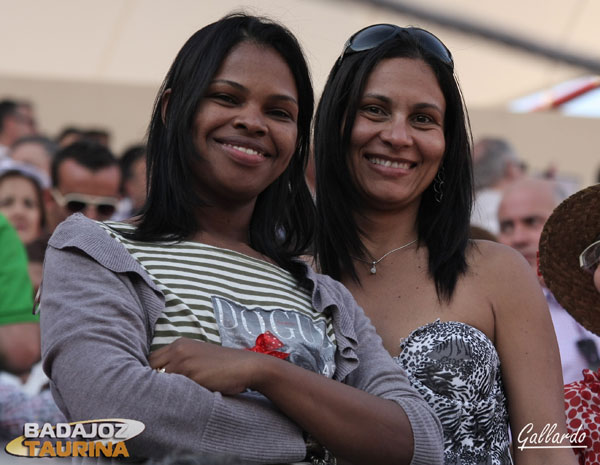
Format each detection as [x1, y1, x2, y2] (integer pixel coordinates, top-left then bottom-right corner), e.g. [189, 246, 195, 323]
[498, 177, 600, 383]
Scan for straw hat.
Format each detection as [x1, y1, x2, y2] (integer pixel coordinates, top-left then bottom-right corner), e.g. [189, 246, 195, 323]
[539, 184, 600, 335]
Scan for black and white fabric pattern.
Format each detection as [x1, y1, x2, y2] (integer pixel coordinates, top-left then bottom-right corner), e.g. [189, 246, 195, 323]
[395, 320, 513, 465]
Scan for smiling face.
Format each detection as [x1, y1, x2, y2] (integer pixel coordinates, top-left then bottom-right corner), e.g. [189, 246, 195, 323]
[0, 174, 42, 244]
[348, 57, 446, 212]
[191, 41, 299, 207]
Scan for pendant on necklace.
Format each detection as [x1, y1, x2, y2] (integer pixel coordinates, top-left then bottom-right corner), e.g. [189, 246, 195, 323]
[370, 264, 377, 274]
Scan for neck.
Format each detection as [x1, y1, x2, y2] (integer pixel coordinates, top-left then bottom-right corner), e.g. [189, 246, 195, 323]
[192, 201, 255, 248]
[355, 205, 419, 259]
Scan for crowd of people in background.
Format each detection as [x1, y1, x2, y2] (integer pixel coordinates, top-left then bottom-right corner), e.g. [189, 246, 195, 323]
[0, 12, 599, 465]
[0, 97, 147, 439]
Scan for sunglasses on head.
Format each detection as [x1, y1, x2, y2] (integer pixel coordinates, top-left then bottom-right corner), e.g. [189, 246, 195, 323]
[337, 24, 453, 69]
[580, 239, 600, 274]
[51, 189, 118, 218]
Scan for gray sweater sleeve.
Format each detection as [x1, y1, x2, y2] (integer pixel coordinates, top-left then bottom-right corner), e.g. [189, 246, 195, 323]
[40, 245, 305, 463]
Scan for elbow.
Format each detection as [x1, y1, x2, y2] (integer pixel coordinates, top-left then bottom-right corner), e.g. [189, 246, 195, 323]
[393, 401, 444, 465]
[407, 413, 444, 465]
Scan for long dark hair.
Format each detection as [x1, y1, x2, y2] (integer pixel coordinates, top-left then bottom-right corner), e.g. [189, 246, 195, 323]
[132, 13, 315, 287]
[314, 32, 473, 302]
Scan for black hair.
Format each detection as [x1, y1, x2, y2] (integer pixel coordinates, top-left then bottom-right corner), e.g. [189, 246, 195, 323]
[51, 139, 119, 188]
[0, 99, 18, 133]
[132, 13, 315, 287]
[55, 126, 84, 144]
[314, 30, 473, 302]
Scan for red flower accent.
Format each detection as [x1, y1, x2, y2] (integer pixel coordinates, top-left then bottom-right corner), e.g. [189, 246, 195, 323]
[246, 331, 290, 359]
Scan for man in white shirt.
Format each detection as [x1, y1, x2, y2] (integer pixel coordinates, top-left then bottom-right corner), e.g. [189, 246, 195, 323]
[498, 177, 600, 383]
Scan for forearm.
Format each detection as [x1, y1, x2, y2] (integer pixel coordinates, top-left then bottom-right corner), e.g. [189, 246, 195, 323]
[250, 354, 413, 464]
[0, 323, 40, 375]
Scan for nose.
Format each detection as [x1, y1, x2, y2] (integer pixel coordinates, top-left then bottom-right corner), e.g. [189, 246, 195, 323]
[10, 201, 27, 219]
[233, 104, 267, 136]
[379, 116, 412, 148]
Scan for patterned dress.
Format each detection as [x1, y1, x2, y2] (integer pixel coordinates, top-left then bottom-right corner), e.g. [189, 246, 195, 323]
[395, 320, 513, 465]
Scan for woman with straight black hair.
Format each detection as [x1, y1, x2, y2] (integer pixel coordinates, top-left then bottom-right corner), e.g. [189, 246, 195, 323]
[314, 24, 575, 465]
[40, 14, 443, 465]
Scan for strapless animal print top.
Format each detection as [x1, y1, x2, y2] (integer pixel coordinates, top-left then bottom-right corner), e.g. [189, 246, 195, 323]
[394, 320, 513, 465]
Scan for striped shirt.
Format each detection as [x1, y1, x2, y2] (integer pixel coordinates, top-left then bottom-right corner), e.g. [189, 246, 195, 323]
[99, 222, 337, 377]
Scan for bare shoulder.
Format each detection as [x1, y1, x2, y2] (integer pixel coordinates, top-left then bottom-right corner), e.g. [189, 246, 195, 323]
[466, 240, 544, 311]
[467, 239, 533, 278]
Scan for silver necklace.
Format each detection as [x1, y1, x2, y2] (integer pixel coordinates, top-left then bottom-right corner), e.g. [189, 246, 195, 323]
[354, 239, 417, 275]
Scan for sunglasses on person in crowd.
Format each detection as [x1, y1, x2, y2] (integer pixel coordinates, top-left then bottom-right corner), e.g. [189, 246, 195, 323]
[337, 24, 454, 69]
[579, 239, 600, 274]
[51, 189, 119, 217]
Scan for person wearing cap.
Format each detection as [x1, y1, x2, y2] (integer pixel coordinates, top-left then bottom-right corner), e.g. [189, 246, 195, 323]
[9, 134, 58, 180]
[539, 183, 600, 465]
[498, 177, 600, 384]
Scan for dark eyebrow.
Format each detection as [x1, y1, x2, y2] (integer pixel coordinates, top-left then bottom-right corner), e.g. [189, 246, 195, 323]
[212, 79, 246, 91]
[362, 93, 443, 114]
[413, 102, 444, 114]
[362, 93, 392, 105]
[211, 79, 298, 106]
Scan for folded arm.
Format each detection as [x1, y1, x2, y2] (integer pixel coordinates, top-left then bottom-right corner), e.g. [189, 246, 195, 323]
[40, 246, 305, 462]
[150, 277, 443, 465]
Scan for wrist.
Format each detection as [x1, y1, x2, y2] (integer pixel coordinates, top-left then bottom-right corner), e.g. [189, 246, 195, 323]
[246, 351, 282, 392]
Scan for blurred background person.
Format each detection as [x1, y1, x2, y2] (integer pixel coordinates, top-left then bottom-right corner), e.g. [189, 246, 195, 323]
[0, 161, 48, 293]
[16, 100, 38, 135]
[0, 162, 47, 246]
[83, 128, 111, 148]
[0, 99, 36, 160]
[46, 139, 121, 231]
[471, 137, 525, 235]
[9, 134, 57, 181]
[55, 126, 84, 148]
[54, 126, 111, 149]
[498, 176, 600, 383]
[116, 143, 147, 219]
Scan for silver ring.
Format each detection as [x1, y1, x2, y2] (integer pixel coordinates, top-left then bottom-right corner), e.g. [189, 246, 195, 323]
[156, 367, 166, 373]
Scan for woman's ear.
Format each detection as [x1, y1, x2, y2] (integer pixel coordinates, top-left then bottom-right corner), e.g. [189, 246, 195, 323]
[161, 89, 172, 125]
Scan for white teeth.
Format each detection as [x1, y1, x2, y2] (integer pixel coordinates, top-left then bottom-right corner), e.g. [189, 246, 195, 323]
[368, 157, 412, 169]
[224, 143, 264, 157]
